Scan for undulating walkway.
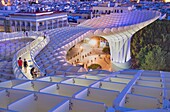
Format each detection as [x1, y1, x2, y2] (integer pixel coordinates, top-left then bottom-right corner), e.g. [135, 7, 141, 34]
[19, 37, 44, 79]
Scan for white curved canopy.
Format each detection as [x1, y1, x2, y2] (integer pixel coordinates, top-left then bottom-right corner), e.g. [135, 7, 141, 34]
[35, 10, 161, 74]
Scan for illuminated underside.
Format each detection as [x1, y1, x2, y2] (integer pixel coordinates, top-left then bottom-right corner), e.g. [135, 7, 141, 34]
[164, 0, 170, 2]
[1, 0, 11, 6]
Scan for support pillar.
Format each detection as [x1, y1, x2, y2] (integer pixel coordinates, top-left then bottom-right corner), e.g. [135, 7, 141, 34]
[14, 21, 17, 32]
[19, 21, 22, 31]
[46, 21, 48, 30]
[30, 22, 33, 31]
[103, 32, 133, 71]
[36, 22, 38, 31]
[25, 21, 27, 31]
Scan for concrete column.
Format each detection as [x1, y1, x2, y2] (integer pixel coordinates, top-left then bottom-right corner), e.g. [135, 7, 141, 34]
[19, 21, 22, 31]
[10, 21, 12, 26]
[126, 38, 131, 62]
[36, 22, 38, 31]
[10, 21, 13, 32]
[46, 21, 48, 30]
[122, 38, 129, 63]
[119, 38, 124, 63]
[30, 22, 33, 31]
[25, 21, 27, 31]
[14, 21, 17, 32]
[102, 32, 133, 71]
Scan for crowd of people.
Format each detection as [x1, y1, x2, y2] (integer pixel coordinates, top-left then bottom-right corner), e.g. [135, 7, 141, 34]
[17, 57, 38, 79]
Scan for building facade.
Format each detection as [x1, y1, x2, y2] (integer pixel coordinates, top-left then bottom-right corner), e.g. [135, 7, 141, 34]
[9, 11, 68, 32]
[91, 6, 134, 18]
[68, 10, 91, 26]
[0, 6, 17, 32]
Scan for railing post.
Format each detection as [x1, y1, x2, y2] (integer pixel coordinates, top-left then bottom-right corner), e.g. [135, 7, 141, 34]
[12, 31, 47, 79]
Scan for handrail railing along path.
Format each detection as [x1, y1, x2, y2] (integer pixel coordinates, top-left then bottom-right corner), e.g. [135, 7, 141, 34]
[12, 31, 45, 79]
[30, 36, 50, 78]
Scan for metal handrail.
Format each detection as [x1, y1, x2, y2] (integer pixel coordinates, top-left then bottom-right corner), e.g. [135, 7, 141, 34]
[30, 36, 50, 77]
[12, 31, 42, 79]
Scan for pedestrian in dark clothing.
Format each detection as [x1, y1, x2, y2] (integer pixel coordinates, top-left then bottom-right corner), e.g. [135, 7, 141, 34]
[44, 31, 46, 39]
[44, 35, 46, 39]
[26, 32, 28, 37]
[30, 67, 37, 79]
[23, 59, 28, 73]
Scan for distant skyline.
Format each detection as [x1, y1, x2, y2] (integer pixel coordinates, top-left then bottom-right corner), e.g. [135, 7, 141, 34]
[1, 0, 170, 7]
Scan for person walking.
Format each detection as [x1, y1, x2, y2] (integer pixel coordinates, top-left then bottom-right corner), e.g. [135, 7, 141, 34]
[23, 59, 28, 73]
[17, 57, 23, 69]
[30, 67, 37, 79]
[43, 31, 46, 39]
[26, 32, 28, 37]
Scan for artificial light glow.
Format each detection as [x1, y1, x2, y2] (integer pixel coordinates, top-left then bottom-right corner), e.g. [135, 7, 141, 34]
[1, 0, 6, 6]
[89, 39, 97, 46]
[1, 0, 11, 6]
[164, 0, 170, 2]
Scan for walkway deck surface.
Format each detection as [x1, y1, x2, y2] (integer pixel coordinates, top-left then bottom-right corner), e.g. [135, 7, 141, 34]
[20, 37, 43, 79]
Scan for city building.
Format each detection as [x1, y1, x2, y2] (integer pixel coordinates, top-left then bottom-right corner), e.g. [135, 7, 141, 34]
[91, 6, 135, 18]
[0, 1, 170, 112]
[68, 10, 91, 26]
[0, 6, 68, 32]
[9, 11, 68, 32]
[0, 6, 17, 32]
